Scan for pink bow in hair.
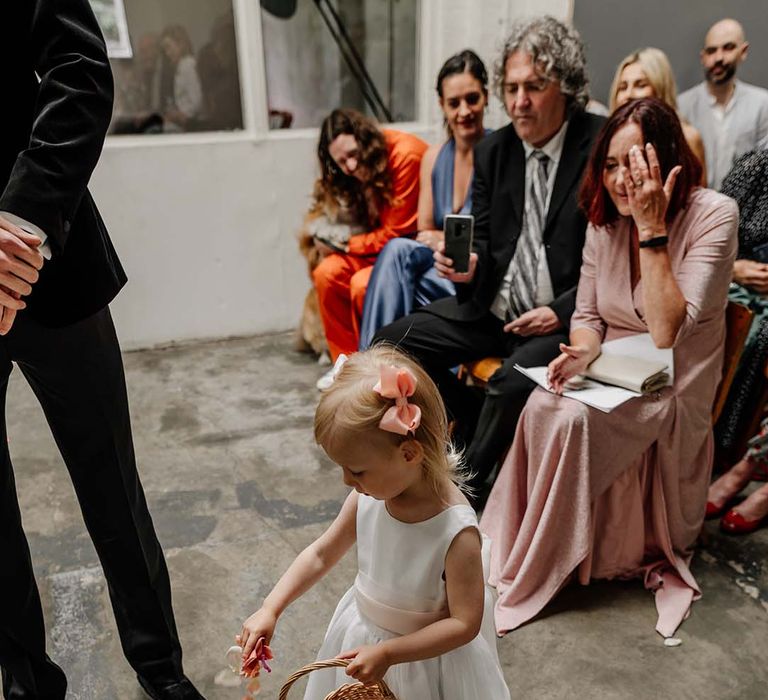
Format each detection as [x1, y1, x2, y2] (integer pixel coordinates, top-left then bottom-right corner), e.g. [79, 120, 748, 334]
[373, 365, 422, 435]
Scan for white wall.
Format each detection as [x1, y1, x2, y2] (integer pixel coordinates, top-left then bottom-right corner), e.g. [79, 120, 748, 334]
[94, 0, 571, 349]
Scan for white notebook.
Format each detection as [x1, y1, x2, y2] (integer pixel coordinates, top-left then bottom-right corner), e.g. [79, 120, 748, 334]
[515, 333, 673, 413]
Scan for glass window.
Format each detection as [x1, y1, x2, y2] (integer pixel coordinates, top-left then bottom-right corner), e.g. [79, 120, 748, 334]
[260, 0, 419, 129]
[93, 0, 244, 135]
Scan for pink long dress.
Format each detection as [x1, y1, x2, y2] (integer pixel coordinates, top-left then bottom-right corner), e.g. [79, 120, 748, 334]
[480, 188, 738, 637]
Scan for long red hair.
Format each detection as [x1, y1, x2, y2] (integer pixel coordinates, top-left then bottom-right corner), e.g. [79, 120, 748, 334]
[578, 98, 702, 227]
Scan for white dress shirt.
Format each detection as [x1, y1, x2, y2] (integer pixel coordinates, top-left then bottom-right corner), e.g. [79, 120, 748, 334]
[678, 80, 768, 190]
[491, 119, 569, 321]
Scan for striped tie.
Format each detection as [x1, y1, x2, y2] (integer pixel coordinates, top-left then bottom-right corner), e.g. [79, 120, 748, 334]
[507, 150, 550, 319]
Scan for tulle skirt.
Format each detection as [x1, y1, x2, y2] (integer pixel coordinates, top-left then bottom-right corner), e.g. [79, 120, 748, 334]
[303, 587, 510, 700]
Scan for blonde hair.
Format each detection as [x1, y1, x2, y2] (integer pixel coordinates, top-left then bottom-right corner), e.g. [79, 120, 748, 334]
[314, 346, 465, 496]
[608, 47, 679, 113]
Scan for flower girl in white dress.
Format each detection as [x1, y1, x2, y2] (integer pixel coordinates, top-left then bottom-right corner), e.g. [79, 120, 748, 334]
[238, 346, 510, 699]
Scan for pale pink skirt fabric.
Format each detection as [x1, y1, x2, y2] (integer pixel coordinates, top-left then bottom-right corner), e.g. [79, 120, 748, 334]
[480, 189, 739, 636]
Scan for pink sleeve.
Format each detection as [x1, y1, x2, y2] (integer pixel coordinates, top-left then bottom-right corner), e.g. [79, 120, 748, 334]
[672, 195, 738, 346]
[570, 224, 607, 340]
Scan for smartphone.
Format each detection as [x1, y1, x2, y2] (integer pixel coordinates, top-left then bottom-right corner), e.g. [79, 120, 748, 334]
[443, 214, 474, 273]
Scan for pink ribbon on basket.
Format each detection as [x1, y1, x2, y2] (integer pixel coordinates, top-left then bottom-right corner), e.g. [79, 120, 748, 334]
[373, 365, 422, 435]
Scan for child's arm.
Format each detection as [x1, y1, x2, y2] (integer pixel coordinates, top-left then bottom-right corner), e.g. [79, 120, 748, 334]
[238, 490, 359, 659]
[338, 527, 484, 684]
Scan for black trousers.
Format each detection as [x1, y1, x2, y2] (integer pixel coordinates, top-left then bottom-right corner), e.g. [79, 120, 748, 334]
[0, 308, 182, 699]
[374, 309, 567, 489]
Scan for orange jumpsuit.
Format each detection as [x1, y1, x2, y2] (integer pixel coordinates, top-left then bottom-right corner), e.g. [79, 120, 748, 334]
[313, 129, 427, 360]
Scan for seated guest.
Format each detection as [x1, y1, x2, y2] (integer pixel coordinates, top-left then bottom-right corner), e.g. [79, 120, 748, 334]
[374, 16, 604, 502]
[709, 149, 768, 491]
[609, 47, 707, 184]
[358, 50, 490, 349]
[312, 109, 426, 384]
[481, 98, 737, 637]
[708, 419, 768, 534]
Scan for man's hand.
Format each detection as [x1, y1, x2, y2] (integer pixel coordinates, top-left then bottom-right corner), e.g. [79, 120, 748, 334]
[0, 285, 25, 336]
[503, 306, 561, 336]
[0, 217, 44, 288]
[0, 216, 45, 334]
[733, 259, 768, 293]
[337, 644, 391, 685]
[433, 241, 477, 283]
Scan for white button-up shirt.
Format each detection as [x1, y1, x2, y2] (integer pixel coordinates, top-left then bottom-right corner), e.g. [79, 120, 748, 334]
[678, 79, 768, 190]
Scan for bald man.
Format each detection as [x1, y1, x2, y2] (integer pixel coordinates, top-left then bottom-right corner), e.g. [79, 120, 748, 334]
[678, 18, 768, 189]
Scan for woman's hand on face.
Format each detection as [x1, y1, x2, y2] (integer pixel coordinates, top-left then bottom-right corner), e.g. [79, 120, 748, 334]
[547, 343, 593, 394]
[624, 143, 681, 240]
[416, 229, 444, 252]
[733, 259, 768, 293]
[433, 241, 477, 283]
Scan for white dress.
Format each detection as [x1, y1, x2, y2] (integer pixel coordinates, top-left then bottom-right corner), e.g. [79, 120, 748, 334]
[304, 495, 511, 699]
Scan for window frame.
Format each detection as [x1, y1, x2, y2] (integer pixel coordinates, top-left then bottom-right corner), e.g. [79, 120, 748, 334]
[104, 0, 432, 149]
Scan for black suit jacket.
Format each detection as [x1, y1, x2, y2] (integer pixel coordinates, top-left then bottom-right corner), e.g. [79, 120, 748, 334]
[427, 109, 605, 327]
[0, 0, 126, 327]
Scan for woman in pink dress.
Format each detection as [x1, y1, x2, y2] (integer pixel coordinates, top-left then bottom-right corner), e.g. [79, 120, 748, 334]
[480, 97, 738, 638]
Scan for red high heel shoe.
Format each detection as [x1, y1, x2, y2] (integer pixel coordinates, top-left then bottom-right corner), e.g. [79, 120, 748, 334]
[705, 500, 726, 519]
[720, 508, 768, 535]
[705, 497, 739, 519]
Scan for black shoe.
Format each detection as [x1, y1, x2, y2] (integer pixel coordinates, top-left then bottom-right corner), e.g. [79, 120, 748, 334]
[138, 675, 206, 700]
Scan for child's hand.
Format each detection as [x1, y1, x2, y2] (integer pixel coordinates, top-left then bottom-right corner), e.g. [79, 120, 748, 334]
[337, 645, 391, 684]
[237, 607, 277, 661]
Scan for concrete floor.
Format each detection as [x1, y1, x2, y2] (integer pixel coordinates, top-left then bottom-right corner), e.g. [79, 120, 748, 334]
[5, 331, 768, 700]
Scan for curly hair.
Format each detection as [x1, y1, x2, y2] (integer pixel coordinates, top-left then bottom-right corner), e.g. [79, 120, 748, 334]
[493, 16, 589, 112]
[312, 109, 394, 228]
[314, 346, 466, 496]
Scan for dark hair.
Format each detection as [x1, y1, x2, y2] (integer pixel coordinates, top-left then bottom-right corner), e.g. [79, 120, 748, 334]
[578, 97, 702, 226]
[436, 49, 488, 97]
[315, 109, 394, 227]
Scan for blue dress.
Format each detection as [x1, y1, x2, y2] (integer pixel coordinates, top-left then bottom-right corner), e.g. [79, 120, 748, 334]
[358, 136, 480, 349]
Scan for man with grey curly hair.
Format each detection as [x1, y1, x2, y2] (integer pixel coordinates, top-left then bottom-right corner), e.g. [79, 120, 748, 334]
[494, 15, 590, 116]
[375, 15, 604, 508]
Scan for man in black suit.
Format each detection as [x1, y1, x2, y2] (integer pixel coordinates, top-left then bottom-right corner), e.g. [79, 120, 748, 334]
[375, 17, 604, 505]
[0, 2, 204, 698]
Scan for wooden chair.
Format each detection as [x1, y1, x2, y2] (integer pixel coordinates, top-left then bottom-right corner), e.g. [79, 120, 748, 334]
[711, 300, 753, 424]
[462, 301, 754, 422]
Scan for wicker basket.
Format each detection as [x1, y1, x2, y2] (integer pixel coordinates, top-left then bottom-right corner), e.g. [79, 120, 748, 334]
[278, 659, 397, 700]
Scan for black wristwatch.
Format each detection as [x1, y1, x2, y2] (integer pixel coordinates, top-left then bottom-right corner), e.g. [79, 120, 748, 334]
[638, 235, 669, 249]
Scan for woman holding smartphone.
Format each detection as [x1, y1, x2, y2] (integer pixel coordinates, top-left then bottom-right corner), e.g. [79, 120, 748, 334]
[358, 50, 490, 349]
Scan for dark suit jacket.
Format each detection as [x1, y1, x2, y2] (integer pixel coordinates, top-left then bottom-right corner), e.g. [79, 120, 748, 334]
[427, 109, 605, 328]
[0, 0, 126, 327]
